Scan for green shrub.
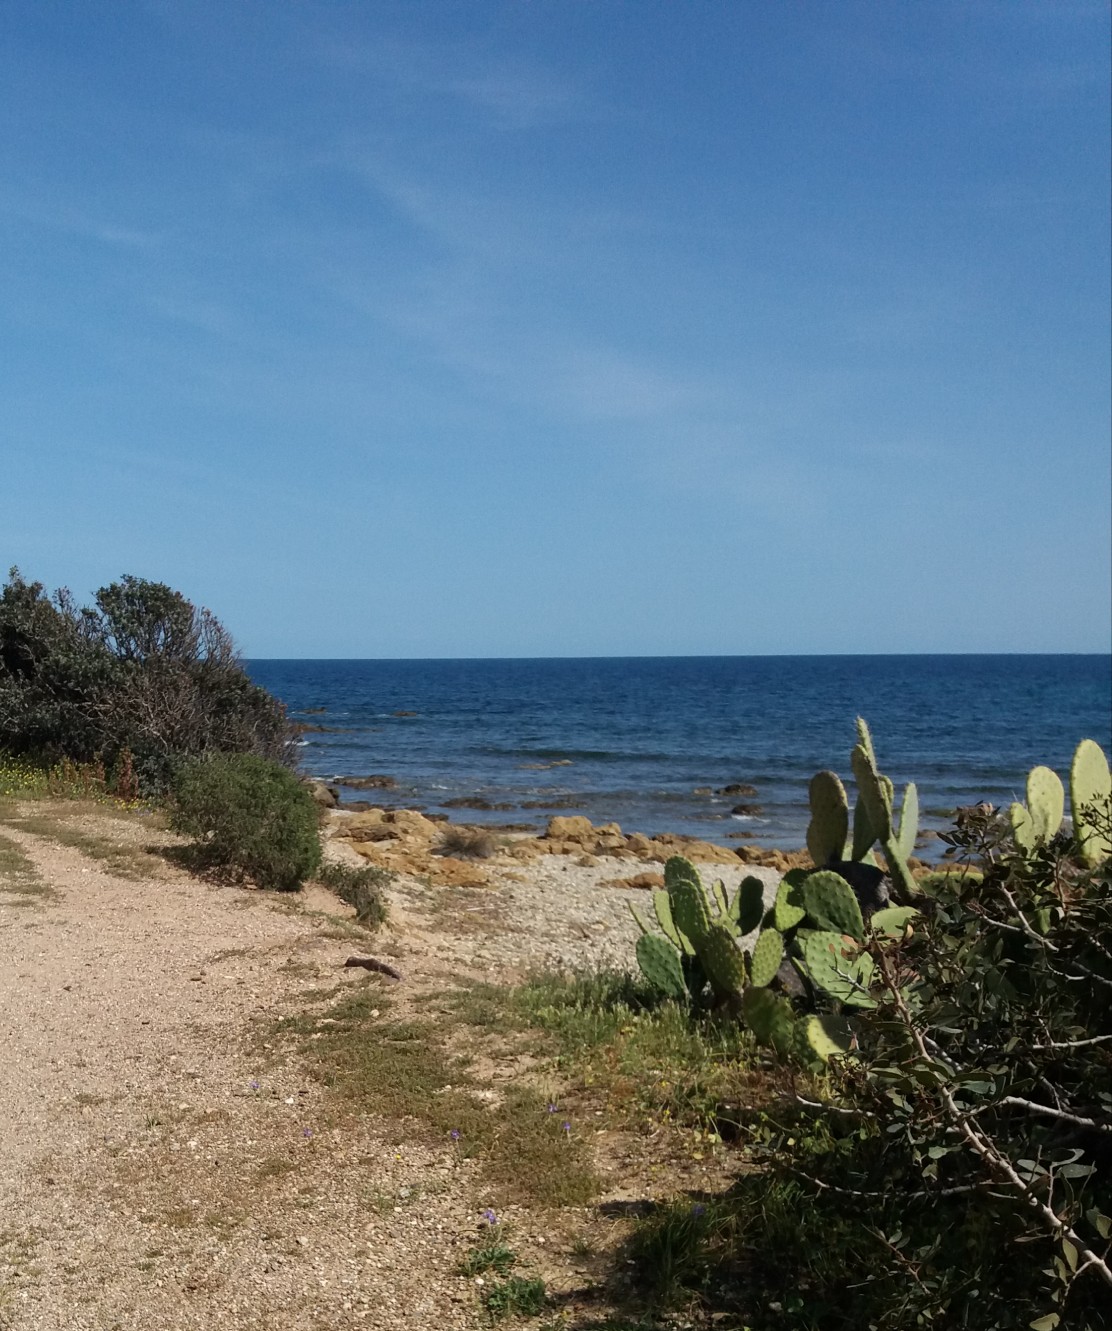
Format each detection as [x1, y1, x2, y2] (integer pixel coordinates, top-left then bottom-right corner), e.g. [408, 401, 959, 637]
[317, 861, 391, 930]
[0, 568, 292, 792]
[170, 754, 321, 891]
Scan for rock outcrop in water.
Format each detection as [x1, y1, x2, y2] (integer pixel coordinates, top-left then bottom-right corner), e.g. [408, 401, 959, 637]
[325, 806, 815, 887]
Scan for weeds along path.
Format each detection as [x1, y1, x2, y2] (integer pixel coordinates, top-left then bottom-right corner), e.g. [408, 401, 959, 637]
[0, 805, 490, 1331]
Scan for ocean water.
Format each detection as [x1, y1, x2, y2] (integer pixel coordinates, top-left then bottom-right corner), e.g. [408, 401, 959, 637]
[247, 656, 1111, 852]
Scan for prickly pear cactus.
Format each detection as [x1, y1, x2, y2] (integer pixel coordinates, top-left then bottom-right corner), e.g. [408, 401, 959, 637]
[850, 720, 918, 905]
[742, 985, 798, 1054]
[670, 876, 712, 946]
[748, 927, 784, 988]
[851, 784, 879, 861]
[1028, 765, 1065, 842]
[664, 855, 703, 893]
[807, 770, 849, 867]
[628, 901, 653, 936]
[635, 933, 687, 1000]
[773, 871, 807, 931]
[697, 921, 747, 998]
[652, 889, 693, 954]
[736, 875, 766, 935]
[852, 741, 893, 843]
[869, 905, 920, 938]
[802, 930, 876, 1008]
[799, 1013, 851, 1063]
[895, 782, 919, 863]
[1071, 740, 1111, 866]
[802, 870, 865, 942]
[1011, 765, 1065, 853]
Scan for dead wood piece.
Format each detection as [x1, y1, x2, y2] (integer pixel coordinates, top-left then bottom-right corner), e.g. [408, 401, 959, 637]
[344, 955, 404, 981]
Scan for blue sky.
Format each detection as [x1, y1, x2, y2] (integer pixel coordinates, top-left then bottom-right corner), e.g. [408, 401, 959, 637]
[2, 0, 1109, 657]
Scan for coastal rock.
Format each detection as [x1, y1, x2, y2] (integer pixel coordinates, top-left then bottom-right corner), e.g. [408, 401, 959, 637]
[544, 815, 596, 844]
[719, 783, 758, 797]
[649, 833, 741, 866]
[624, 833, 657, 859]
[442, 797, 515, 811]
[306, 781, 338, 809]
[602, 872, 665, 891]
[730, 803, 763, 817]
[336, 774, 397, 790]
[384, 809, 440, 841]
[735, 845, 812, 872]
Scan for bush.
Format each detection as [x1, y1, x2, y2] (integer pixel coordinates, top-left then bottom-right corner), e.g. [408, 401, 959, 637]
[0, 568, 292, 791]
[317, 861, 391, 930]
[170, 754, 321, 891]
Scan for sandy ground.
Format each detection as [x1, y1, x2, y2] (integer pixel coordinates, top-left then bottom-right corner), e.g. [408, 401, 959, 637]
[0, 807, 779, 1331]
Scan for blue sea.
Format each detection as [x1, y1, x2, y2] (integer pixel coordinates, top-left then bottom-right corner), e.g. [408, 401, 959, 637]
[247, 656, 1111, 853]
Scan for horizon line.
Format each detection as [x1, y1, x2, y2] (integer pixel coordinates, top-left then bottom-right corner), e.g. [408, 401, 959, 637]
[244, 650, 1112, 663]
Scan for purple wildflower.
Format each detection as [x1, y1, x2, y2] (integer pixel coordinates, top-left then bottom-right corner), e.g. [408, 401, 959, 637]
[482, 1209, 498, 1225]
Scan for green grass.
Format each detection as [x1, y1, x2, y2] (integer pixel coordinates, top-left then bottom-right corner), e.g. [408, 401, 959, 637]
[451, 971, 781, 1144]
[0, 831, 54, 905]
[273, 983, 602, 1209]
[0, 804, 161, 880]
[315, 861, 392, 930]
[483, 1274, 547, 1321]
[457, 1236, 518, 1278]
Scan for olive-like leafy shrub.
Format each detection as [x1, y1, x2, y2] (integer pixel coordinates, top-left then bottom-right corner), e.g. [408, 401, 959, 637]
[0, 567, 291, 791]
[171, 754, 321, 891]
[720, 798, 1112, 1330]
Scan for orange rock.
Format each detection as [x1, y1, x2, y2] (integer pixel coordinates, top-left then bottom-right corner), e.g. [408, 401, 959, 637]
[602, 872, 665, 891]
[545, 815, 595, 843]
[625, 833, 657, 859]
[384, 809, 440, 841]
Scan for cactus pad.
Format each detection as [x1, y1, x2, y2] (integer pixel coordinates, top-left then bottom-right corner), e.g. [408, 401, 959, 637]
[852, 743, 893, 842]
[1010, 800, 1036, 853]
[807, 770, 849, 867]
[664, 856, 702, 892]
[773, 871, 807, 931]
[742, 985, 797, 1054]
[1026, 765, 1065, 845]
[800, 1014, 851, 1062]
[653, 889, 692, 954]
[802, 930, 876, 1007]
[869, 905, 920, 938]
[711, 879, 729, 918]
[748, 927, 784, 988]
[851, 786, 878, 861]
[628, 901, 653, 936]
[696, 922, 747, 997]
[670, 878, 712, 945]
[895, 782, 919, 863]
[636, 933, 687, 1000]
[802, 870, 865, 942]
[1070, 740, 1111, 866]
[736, 875, 766, 935]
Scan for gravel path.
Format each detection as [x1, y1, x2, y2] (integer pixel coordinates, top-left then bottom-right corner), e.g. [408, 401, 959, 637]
[0, 808, 780, 1330]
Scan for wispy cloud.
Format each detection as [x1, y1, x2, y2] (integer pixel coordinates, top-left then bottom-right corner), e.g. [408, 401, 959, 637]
[0, 196, 164, 250]
[312, 32, 592, 128]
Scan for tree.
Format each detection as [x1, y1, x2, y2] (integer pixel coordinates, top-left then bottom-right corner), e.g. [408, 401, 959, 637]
[0, 568, 292, 790]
